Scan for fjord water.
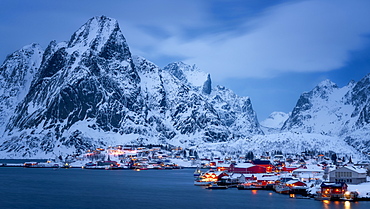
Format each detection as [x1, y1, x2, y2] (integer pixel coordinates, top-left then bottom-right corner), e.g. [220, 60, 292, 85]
[0, 168, 369, 209]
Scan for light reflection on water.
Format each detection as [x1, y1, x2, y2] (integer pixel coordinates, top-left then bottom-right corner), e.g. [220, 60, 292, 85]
[323, 200, 358, 209]
[345, 201, 352, 209]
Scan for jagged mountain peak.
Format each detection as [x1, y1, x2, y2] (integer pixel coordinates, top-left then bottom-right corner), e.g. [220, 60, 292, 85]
[306, 79, 339, 101]
[67, 16, 131, 61]
[165, 61, 198, 72]
[317, 79, 337, 88]
[4, 15, 140, 136]
[68, 16, 118, 47]
[202, 74, 212, 95]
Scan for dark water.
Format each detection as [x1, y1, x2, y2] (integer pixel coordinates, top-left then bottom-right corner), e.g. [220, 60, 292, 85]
[0, 167, 369, 209]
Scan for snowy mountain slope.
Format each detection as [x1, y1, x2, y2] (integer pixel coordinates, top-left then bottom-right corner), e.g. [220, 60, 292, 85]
[0, 44, 43, 134]
[260, 111, 290, 134]
[195, 132, 361, 159]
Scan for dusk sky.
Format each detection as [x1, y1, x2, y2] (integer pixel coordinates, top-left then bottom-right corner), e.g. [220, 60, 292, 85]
[1, 0, 370, 120]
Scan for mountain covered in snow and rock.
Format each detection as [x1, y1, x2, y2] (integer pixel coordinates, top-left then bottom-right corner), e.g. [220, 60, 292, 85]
[0, 16, 369, 159]
[211, 77, 370, 158]
[281, 77, 370, 154]
[0, 16, 263, 158]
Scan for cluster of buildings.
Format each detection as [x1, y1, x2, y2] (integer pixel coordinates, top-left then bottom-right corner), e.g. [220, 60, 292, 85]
[194, 156, 370, 200]
[80, 145, 184, 169]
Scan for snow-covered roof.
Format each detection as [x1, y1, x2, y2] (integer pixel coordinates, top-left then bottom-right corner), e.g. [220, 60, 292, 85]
[343, 166, 367, 174]
[259, 176, 279, 181]
[296, 173, 323, 179]
[230, 173, 245, 178]
[233, 163, 255, 168]
[292, 168, 324, 173]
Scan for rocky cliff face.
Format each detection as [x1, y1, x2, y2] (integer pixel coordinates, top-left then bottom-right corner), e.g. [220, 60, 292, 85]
[0, 43, 43, 134]
[0, 16, 262, 158]
[163, 62, 263, 138]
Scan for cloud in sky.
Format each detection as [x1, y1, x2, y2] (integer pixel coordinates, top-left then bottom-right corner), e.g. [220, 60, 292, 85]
[126, 0, 370, 82]
[2, 0, 369, 83]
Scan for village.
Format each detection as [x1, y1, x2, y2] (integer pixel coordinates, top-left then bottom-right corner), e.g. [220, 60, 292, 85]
[193, 156, 370, 201]
[1, 144, 370, 202]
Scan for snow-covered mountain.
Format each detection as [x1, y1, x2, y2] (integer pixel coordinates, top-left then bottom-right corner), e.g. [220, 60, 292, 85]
[282, 77, 370, 154]
[0, 16, 262, 158]
[163, 61, 263, 138]
[0, 16, 368, 159]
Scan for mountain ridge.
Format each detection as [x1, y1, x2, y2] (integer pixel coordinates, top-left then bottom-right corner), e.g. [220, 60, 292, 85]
[0, 16, 368, 159]
[0, 16, 262, 158]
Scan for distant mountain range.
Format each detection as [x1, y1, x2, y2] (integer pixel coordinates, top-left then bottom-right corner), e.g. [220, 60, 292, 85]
[0, 16, 369, 159]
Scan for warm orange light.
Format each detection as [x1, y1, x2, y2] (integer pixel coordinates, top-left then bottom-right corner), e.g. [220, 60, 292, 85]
[323, 200, 330, 204]
[344, 201, 351, 209]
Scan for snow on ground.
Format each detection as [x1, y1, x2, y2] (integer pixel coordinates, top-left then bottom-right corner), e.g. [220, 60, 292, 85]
[348, 181, 370, 197]
[193, 132, 363, 161]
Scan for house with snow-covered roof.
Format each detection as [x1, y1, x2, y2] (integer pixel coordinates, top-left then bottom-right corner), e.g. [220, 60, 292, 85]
[329, 166, 367, 184]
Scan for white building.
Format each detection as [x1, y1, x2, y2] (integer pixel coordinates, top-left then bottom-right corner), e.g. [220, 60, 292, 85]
[329, 166, 367, 184]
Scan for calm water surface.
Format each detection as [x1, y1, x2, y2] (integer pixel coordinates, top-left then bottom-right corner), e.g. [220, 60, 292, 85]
[0, 167, 369, 209]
